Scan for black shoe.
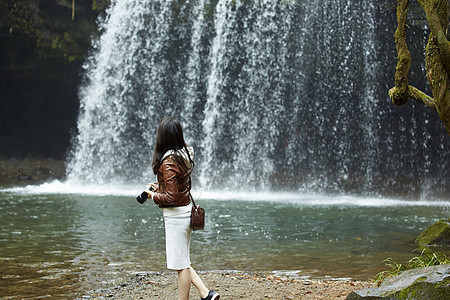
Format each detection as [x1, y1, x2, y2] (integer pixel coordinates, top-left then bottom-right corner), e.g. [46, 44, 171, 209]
[201, 290, 220, 300]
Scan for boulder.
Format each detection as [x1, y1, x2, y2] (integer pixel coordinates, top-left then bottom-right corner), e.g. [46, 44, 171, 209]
[415, 218, 450, 248]
[346, 264, 450, 299]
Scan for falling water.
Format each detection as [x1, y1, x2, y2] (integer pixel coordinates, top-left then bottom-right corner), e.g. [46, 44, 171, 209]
[66, 0, 449, 199]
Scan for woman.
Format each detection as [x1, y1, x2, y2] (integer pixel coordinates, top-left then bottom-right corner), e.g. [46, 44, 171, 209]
[145, 117, 220, 300]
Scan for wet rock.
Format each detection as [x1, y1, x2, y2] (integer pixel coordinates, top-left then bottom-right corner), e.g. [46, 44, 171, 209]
[416, 218, 450, 248]
[0, 158, 65, 183]
[17, 174, 33, 181]
[346, 264, 450, 299]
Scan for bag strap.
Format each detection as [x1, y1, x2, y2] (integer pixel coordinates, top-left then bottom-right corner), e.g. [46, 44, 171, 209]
[189, 192, 197, 208]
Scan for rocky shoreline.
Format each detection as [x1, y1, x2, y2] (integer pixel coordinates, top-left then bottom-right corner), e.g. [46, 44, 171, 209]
[0, 158, 65, 184]
[78, 271, 374, 300]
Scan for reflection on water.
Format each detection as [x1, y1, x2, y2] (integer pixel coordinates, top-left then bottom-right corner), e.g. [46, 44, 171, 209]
[0, 188, 449, 298]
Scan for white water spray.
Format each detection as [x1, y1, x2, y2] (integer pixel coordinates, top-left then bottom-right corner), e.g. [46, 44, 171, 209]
[63, 0, 448, 199]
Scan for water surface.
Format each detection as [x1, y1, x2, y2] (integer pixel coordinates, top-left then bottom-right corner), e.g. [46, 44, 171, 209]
[0, 184, 448, 298]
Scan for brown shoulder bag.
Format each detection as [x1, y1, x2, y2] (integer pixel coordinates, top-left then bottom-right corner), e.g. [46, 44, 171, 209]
[190, 194, 205, 231]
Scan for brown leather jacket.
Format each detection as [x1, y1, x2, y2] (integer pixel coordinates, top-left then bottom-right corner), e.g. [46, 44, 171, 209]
[152, 155, 192, 207]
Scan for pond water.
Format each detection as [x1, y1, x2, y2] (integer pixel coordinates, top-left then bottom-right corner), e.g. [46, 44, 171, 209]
[0, 183, 449, 298]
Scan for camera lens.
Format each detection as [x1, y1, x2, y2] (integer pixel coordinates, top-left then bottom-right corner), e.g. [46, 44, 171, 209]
[136, 191, 148, 204]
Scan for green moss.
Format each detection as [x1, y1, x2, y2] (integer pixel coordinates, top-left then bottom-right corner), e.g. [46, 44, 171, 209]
[414, 276, 427, 283]
[416, 218, 450, 248]
[435, 276, 450, 289]
[389, 281, 449, 299]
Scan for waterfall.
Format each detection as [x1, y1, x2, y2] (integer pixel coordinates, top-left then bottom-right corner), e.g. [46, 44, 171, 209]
[67, 0, 449, 199]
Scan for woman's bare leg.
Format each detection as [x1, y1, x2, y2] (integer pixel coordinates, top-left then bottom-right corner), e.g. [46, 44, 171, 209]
[190, 267, 209, 298]
[177, 268, 191, 300]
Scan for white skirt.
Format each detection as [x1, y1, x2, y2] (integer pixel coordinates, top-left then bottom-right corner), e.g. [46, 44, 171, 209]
[162, 203, 192, 270]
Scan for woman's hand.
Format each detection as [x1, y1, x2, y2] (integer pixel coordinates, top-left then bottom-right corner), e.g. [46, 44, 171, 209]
[145, 183, 158, 197]
[147, 182, 158, 192]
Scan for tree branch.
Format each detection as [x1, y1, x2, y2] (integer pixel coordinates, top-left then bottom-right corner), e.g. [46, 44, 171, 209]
[389, 85, 436, 109]
[391, 0, 411, 106]
[408, 86, 436, 109]
[417, 0, 450, 73]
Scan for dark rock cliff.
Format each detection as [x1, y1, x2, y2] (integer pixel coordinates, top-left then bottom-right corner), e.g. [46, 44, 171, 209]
[0, 0, 109, 158]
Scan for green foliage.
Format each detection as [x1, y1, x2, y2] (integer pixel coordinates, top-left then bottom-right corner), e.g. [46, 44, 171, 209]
[92, 0, 110, 11]
[407, 248, 450, 268]
[372, 248, 450, 286]
[373, 258, 408, 285]
[1, 0, 110, 62]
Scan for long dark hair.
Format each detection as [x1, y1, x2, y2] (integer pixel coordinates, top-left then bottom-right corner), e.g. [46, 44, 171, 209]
[152, 117, 194, 174]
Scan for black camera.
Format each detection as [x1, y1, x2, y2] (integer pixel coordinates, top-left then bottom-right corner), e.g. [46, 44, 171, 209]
[136, 186, 155, 204]
[136, 191, 148, 204]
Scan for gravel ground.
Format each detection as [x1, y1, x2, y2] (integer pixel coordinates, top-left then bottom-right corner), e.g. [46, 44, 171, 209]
[79, 271, 374, 300]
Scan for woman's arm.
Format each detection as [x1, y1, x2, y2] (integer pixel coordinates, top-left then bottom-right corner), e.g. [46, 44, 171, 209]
[152, 157, 181, 206]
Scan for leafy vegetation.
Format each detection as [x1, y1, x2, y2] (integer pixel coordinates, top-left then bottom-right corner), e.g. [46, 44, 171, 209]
[373, 248, 450, 286]
[0, 0, 110, 60]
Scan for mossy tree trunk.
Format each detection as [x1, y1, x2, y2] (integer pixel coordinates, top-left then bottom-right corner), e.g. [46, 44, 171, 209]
[389, 0, 450, 136]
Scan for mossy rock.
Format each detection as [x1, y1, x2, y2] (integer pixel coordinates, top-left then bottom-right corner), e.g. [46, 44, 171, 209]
[416, 218, 450, 248]
[347, 264, 450, 299]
